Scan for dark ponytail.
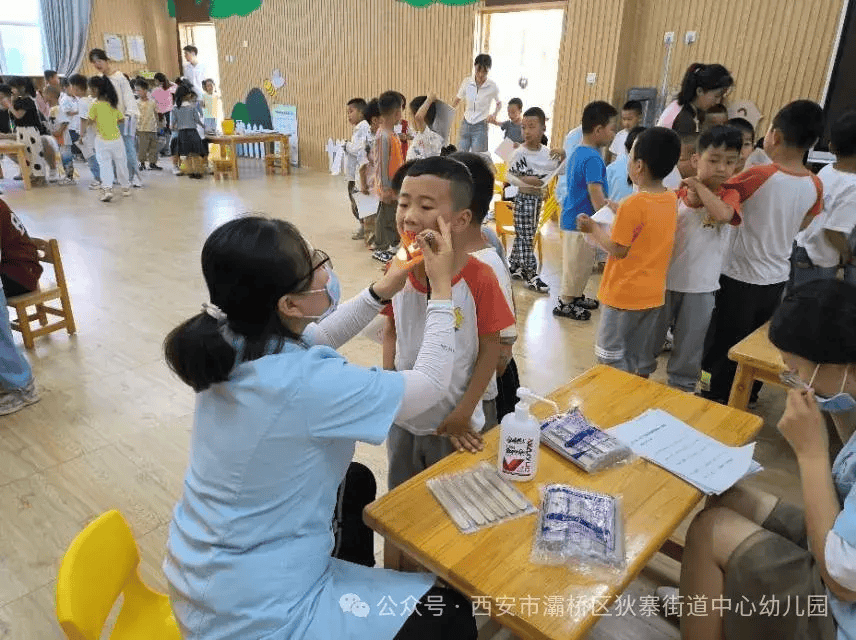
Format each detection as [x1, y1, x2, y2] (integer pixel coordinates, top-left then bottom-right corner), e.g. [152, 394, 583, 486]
[164, 216, 316, 392]
[677, 63, 733, 106]
[89, 76, 119, 108]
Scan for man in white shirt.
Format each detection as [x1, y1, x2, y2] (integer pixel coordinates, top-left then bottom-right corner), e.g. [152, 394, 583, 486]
[451, 54, 501, 153]
[183, 45, 207, 98]
[88, 48, 143, 187]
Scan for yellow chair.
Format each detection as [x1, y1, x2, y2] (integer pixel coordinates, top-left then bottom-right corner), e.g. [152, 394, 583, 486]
[494, 200, 516, 254]
[56, 510, 181, 640]
[493, 162, 507, 196]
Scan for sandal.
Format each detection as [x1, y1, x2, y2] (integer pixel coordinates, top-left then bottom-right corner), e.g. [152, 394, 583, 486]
[552, 301, 591, 321]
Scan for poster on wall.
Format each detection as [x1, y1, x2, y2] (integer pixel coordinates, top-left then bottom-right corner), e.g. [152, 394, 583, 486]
[103, 34, 125, 61]
[126, 35, 147, 63]
[272, 104, 299, 167]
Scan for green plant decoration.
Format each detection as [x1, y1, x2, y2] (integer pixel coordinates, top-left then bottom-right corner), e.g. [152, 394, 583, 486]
[210, 0, 264, 17]
[400, 0, 478, 5]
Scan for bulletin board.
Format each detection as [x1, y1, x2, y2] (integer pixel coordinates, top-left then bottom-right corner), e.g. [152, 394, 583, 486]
[126, 35, 147, 63]
[103, 33, 125, 61]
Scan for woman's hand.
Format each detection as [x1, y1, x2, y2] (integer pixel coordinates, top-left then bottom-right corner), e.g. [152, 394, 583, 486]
[419, 218, 454, 298]
[778, 389, 829, 462]
[373, 255, 413, 300]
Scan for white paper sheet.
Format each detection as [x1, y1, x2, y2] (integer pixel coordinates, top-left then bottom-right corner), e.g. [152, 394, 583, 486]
[494, 138, 516, 162]
[429, 101, 455, 144]
[591, 205, 615, 225]
[538, 158, 567, 187]
[353, 192, 380, 219]
[608, 409, 756, 495]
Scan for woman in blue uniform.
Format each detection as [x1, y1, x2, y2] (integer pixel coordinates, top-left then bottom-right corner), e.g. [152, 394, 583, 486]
[163, 215, 476, 639]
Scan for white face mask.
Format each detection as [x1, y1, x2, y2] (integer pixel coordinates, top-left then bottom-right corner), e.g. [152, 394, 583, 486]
[810, 365, 856, 414]
[300, 265, 340, 321]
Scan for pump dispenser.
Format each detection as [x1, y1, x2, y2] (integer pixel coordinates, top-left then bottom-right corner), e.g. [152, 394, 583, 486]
[497, 388, 558, 481]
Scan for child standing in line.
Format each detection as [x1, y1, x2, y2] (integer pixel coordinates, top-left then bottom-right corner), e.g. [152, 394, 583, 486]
[578, 127, 681, 375]
[87, 76, 130, 202]
[727, 117, 755, 174]
[701, 100, 825, 403]
[607, 125, 646, 204]
[607, 100, 643, 164]
[343, 98, 370, 239]
[506, 106, 564, 293]
[653, 125, 743, 392]
[372, 91, 405, 263]
[406, 93, 444, 161]
[554, 101, 618, 320]
[488, 97, 525, 146]
[77, 77, 101, 190]
[790, 111, 856, 291]
[135, 80, 160, 171]
[359, 99, 381, 249]
[44, 87, 75, 185]
[172, 85, 207, 179]
[451, 151, 520, 424]
[201, 79, 220, 134]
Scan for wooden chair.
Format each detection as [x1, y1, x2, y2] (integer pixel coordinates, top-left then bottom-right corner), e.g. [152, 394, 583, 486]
[212, 158, 234, 179]
[264, 154, 282, 174]
[6, 238, 76, 349]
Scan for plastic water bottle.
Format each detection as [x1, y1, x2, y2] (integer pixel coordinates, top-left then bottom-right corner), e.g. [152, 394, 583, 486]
[497, 388, 558, 482]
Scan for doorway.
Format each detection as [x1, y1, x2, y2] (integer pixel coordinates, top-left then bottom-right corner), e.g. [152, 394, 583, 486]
[178, 22, 221, 90]
[479, 6, 564, 154]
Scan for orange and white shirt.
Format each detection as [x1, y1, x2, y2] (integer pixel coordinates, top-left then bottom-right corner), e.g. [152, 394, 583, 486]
[721, 164, 823, 285]
[383, 257, 515, 435]
[598, 190, 679, 310]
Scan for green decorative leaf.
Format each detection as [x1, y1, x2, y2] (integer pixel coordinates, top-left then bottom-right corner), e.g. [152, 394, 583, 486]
[167, 0, 175, 18]
[210, 0, 264, 18]
[231, 102, 250, 123]
[400, 0, 478, 5]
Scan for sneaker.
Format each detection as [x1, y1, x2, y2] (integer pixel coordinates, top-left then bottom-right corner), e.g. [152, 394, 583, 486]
[172, 167, 184, 176]
[0, 381, 40, 416]
[509, 266, 524, 281]
[573, 296, 600, 311]
[552, 300, 591, 321]
[58, 176, 76, 186]
[100, 188, 113, 202]
[662, 327, 674, 352]
[122, 187, 131, 197]
[139, 162, 146, 171]
[89, 180, 102, 190]
[526, 273, 549, 294]
[132, 175, 143, 188]
[13, 174, 22, 181]
[372, 249, 393, 264]
[149, 163, 162, 170]
[352, 227, 366, 240]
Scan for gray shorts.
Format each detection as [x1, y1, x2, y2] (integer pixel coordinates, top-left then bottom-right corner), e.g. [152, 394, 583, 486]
[595, 304, 662, 376]
[387, 424, 457, 490]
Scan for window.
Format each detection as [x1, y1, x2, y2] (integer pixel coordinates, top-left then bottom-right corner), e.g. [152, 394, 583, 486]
[0, 0, 45, 76]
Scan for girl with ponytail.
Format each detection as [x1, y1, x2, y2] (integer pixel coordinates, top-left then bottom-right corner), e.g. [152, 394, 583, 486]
[658, 62, 734, 133]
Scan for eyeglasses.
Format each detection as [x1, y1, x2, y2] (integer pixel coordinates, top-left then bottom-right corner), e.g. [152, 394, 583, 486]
[287, 249, 331, 293]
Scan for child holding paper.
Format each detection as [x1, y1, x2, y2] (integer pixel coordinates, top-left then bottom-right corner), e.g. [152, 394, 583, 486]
[406, 93, 444, 161]
[506, 107, 565, 293]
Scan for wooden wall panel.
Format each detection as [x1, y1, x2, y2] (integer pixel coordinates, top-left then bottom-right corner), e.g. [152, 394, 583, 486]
[78, 0, 179, 79]
[215, 0, 477, 170]
[619, 0, 845, 132]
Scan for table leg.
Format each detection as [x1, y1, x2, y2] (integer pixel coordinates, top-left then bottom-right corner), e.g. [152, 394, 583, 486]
[728, 363, 755, 410]
[19, 151, 31, 190]
[230, 142, 238, 179]
[281, 136, 289, 175]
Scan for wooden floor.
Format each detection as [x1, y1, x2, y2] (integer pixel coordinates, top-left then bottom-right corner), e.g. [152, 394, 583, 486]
[0, 158, 800, 639]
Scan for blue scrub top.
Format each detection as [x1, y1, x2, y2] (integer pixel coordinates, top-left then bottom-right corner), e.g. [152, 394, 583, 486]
[164, 342, 434, 639]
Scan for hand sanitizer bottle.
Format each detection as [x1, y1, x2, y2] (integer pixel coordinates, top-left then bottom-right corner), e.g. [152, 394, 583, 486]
[498, 388, 558, 481]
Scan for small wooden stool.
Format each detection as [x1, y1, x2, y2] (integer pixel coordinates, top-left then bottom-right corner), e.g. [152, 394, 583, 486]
[727, 322, 787, 410]
[6, 238, 76, 349]
[264, 154, 282, 175]
[212, 158, 234, 180]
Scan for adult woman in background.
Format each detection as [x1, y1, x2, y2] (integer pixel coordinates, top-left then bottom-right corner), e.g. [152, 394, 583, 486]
[658, 63, 734, 133]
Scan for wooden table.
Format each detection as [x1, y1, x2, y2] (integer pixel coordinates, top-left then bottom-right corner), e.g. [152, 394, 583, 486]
[365, 365, 763, 640]
[727, 322, 787, 410]
[0, 140, 31, 189]
[206, 133, 291, 179]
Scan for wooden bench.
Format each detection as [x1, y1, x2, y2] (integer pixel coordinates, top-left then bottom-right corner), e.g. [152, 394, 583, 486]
[727, 322, 787, 410]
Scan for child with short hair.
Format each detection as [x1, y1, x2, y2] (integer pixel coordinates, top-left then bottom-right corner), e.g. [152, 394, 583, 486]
[554, 101, 618, 320]
[608, 100, 643, 163]
[451, 151, 520, 424]
[489, 97, 524, 146]
[371, 91, 405, 262]
[703, 103, 729, 128]
[607, 125, 646, 204]
[727, 117, 755, 173]
[578, 127, 681, 374]
[343, 97, 369, 238]
[135, 80, 160, 171]
[406, 93, 444, 161]
[663, 131, 699, 189]
[359, 99, 381, 249]
[44, 86, 75, 185]
[87, 76, 130, 202]
[701, 100, 825, 403]
[506, 106, 564, 292]
[172, 85, 207, 179]
[791, 110, 856, 291]
[654, 125, 743, 392]
[201, 79, 220, 134]
[76, 77, 101, 189]
[383, 156, 514, 492]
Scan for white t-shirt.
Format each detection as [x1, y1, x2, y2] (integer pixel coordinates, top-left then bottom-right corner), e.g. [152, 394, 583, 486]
[795, 165, 856, 268]
[344, 120, 371, 181]
[722, 165, 823, 285]
[667, 186, 743, 293]
[59, 93, 80, 133]
[663, 167, 682, 190]
[406, 128, 444, 161]
[107, 70, 139, 118]
[183, 60, 207, 97]
[472, 246, 516, 402]
[507, 144, 559, 181]
[609, 128, 629, 158]
[383, 257, 515, 435]
[77, 96, 97, 158]
[456, 77, 500, 125]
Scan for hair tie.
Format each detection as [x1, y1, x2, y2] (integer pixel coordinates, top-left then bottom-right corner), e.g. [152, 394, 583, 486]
[202, 302, 227, 323]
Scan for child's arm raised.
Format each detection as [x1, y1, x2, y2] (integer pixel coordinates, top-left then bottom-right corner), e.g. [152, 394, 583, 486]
[682, 177, 738, 223]
[413, 92, 436, 130]
[577, 214, 630, 258]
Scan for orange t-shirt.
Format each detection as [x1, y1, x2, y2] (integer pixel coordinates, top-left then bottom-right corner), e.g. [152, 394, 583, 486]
[597, 190, 679, 310]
